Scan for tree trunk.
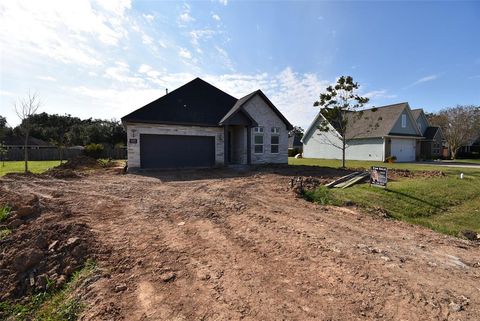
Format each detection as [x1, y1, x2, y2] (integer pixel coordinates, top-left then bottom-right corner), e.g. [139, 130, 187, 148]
[24, 131, 29, 173]
[451, 147, 458, 160]
[342, 137, 346, 168]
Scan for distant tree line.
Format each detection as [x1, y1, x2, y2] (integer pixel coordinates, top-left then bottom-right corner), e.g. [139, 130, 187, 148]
[0, 112, 126, 148]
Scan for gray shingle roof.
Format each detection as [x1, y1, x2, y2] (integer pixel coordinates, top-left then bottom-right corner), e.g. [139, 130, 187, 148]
[411, 108, 422, 121]
[325, 102, 413, 139]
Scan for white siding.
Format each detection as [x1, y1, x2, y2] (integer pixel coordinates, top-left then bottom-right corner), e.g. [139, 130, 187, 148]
[303, 118, 384, 161]
[242, 95, 289, 164]
[125, 122, 224, 169]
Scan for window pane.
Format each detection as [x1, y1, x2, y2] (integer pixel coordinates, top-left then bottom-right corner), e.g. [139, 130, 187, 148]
[254, 145, 263, 153]
[271, 136, 279, 144]
[271, 145, 279, 153]
[254, 135, 263, 144]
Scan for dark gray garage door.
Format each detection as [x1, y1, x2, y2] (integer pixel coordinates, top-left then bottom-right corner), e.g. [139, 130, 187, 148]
[140, 134, 215, 169]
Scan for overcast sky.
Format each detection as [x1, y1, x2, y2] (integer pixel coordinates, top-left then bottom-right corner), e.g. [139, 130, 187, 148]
[1, 0, 479, 128]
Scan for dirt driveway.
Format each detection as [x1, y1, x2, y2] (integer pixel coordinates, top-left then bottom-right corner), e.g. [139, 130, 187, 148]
[2, 166, 480, 320]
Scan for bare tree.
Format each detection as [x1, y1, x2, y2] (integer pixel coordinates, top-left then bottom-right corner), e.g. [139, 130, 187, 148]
[429, 105, 480, 159]
[14, 92, 41, 173]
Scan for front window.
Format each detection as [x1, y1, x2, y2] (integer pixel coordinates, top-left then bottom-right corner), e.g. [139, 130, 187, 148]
[271, 127, 280, 153]
[253, 127, 264, 153]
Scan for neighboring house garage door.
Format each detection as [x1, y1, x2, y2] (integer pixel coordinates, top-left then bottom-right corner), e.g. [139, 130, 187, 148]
[140, 134, 215, 168]
[391, 138, 416, 162]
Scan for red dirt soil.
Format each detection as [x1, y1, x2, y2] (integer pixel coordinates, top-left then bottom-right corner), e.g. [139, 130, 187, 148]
[1, 166, 479, 320]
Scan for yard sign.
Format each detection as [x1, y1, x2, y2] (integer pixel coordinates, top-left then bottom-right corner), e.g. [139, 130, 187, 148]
[370, 166, 387, 188]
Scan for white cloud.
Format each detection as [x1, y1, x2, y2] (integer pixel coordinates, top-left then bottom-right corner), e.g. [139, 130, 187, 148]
[142, 13, 155, 22]
[178, 3, 195, 25]
[37, 76, 57, 82]
[103, 61, 146, 87]
[179, 12, 194, 23]
[158, 40, 167, 48]
[189, 29, 216, 45]
[214, 46, 234, 71]
[218, 0, 228, 5]
[411, 74, 439, 86]
[71, 86, 162, 116]
[0, 0, 132, 67]
[363, 90, 396, 99]
[179, 48, 192, 59]
[95, 0, 131, 16]
[137, 64, 162, 79]
[212, 13, 221, 21]
[142, 34, 154, 45]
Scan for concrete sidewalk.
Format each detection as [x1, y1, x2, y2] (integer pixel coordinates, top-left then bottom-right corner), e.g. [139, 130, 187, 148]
[412, 161, 480, 169]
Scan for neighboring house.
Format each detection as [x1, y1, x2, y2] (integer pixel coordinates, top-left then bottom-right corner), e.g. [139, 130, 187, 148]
[411, 109, 445, 159]
[121, 78, 293, 170]
[458, 135, 480, 156]
[3, 134, 51, 149]
[288, 135, 303, 152]
[302, 102, 425, 162]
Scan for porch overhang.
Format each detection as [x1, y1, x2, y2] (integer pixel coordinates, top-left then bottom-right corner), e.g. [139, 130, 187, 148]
[219, 108, 258, 127]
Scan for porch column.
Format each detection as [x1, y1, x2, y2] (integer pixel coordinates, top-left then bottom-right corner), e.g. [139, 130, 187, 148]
[246, 126, 251, 165]
[224, 125, 228, 165]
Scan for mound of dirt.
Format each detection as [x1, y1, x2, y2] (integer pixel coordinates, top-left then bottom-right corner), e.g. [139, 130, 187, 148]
[43, 168, 83, 179]
[388, 168, 445, 179]
[0, 189, 95, 301]
[57, 156, 100, 170]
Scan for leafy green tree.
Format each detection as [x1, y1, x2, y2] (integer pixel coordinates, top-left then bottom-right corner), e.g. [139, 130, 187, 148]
[314, 76, 372, 168]
[289, 126, 304, 139]
[0, 115, 7, 143]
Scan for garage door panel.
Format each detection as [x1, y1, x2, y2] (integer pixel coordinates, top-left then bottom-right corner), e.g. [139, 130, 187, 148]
[391, 139, 415, 162]
[140, 134, 215, 168]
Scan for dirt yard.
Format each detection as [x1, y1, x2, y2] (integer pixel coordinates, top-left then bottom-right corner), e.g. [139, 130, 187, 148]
[1, 165, 479, 320]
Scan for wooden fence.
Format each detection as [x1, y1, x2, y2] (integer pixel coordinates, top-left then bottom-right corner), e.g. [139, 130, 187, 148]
[3, 147, 127, 161]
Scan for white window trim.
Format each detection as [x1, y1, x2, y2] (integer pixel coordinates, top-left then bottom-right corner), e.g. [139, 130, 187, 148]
[253, 127, 264, 154]
[401, 114, 407, 128]
[271, 127, 280, 154]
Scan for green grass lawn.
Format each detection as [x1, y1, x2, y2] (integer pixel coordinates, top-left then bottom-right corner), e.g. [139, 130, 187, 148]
[290, 158, 480, 236]
[0, 161, 61, 177]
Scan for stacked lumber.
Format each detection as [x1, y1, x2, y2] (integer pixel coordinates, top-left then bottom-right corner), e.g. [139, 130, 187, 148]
[326, 172, 370, 189]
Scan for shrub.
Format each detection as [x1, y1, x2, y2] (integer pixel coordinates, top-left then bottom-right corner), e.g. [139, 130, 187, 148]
[84, 143, 104, 159]
[288, 148, 302, 157]
[385, 155, 397, 163]
[0, 205, 11, 222]
[302, 186, 342, 206]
